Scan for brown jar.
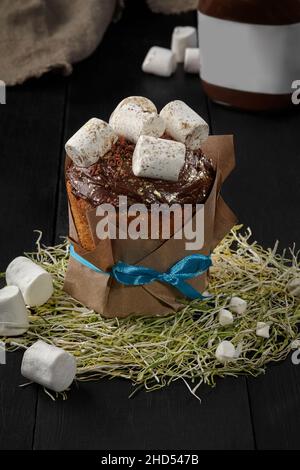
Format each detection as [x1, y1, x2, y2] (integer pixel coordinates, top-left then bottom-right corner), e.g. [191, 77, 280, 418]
[198, 0, 300, 111]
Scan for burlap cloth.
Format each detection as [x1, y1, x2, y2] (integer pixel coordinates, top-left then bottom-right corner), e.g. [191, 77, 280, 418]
[0, 0, 117, 86]
[0, 0, 198, 86]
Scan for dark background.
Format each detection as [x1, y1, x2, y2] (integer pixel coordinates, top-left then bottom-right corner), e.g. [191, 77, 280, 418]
[0, 1, 300, 450]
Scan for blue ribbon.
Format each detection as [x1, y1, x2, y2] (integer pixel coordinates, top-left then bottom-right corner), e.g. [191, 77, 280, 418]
[69, 245, 211, 300]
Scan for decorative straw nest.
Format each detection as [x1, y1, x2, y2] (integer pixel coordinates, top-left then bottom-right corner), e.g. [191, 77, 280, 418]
[2, 226, 300, 399]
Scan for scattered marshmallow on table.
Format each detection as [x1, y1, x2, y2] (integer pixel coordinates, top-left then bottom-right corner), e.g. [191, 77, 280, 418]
[132, 135, 186, 182]
[6, 256, 53, 307]
[21, 340, 77, 392]
[109, 96, 165, 143]
[0, 286, 29, 337]
[287, 278, 300, 298]
[65, 118, 117, 168]
[256, 322, 270, 339]
[235, 342, 243, 358]
[160, 100, 209, 149]
[218, 308, 234, 326]
[202, 290, 213, 298]
[184, 47, 200, 74]
[229, 296, 247, 315]
[142, 46, 177, 77]
[171, 26, 197, 63]
[290, 339, 300, 349]
[215, 340, 237, 363]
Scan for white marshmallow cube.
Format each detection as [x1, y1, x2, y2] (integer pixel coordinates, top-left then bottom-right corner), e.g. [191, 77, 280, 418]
[229, 296, 247, 315]
[6, 257, 53, 307]
[21, 340, 77, 392]
[160, 100, 209, 149]
[215, 340, 237, 363]
[142, 46, 177, 77]
[132, 135, 186, 182]
[109, 96, 165, 143]
[65, 118, 118, 167]
[202, 290, 213, 298]
[171, 26, 197, 63]
[256, 322, 270, 339]
[291, 339, 300, 349]
[287, 278, 300, 298]
[218, 308, 234, 326]
[0, 286, 29, 337]
[184, 47, 200, 74]
[235, 342, 243, 358]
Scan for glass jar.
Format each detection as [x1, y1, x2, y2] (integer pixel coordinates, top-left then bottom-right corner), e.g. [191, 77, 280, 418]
[198, 0, 300, 110]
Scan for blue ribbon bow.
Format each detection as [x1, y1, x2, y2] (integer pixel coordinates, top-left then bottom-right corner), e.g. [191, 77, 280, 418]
[69, 245, 211, 300]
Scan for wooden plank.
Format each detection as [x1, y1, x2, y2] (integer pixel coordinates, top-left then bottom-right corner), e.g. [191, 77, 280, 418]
[38, 3, 254, 450]
[34, 378, 253, 450]
[247, 359, 300, 450]
[0, 350, 37, 450]
[0, 76, 67, 449]
[207, 101, 300, 248]
[207, 99, 300, 449]
[0, 77, 67, 266]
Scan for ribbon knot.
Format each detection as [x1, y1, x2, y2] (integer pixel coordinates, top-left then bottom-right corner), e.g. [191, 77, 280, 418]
[160, 273, 175, 284]
[70, 245, 211, 300]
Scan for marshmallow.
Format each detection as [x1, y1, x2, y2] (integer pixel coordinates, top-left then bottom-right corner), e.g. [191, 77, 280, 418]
[235, 342, 243, 358]
[256, 322, 270, 339]
[171, 26, 197, 63]
[113, 96, 158, 116]
[229, 297, 247, 315]
[0, 286, 29, 336]
[21, 340, 77, 392]
[218, 308, 234, 326]
[160, 100, 209, 149]
[291, 339, 300, 349]
[6, 257, 53, 307]
[184, 47, 200, 74]
[202, 290, 213, 298]
[287, 278, 300, 298]
[215, 341, 236, 363]
[109, 96, 165, 143]
[65, 118, 118, 167]
[142, 46, 177, 77]
[132, 135, 186, 182]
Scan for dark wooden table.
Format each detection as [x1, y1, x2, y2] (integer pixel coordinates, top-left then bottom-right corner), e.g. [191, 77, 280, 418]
[0, 1, 300, 451]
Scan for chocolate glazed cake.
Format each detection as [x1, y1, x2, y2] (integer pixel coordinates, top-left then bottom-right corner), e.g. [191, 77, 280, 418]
[66, 135, 215, 251]
[63, 98, 238, 318]
[65, 97, 216, 252]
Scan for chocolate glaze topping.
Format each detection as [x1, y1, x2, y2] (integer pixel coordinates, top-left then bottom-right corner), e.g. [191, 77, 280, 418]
[66, 136, 215, 207]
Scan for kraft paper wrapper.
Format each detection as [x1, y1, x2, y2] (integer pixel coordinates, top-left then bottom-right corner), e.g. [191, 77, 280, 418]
[64, 135, 237, 318]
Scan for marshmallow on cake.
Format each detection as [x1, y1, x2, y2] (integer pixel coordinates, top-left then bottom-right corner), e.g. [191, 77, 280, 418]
[65, 97, 215, 251]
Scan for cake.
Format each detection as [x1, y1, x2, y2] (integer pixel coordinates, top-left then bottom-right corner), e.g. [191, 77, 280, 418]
[63, 97, 236, 317]
[65, 97, 215, 251]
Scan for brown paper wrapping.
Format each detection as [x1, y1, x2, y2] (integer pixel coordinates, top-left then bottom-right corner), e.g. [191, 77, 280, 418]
[63, 135, 237, 318]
